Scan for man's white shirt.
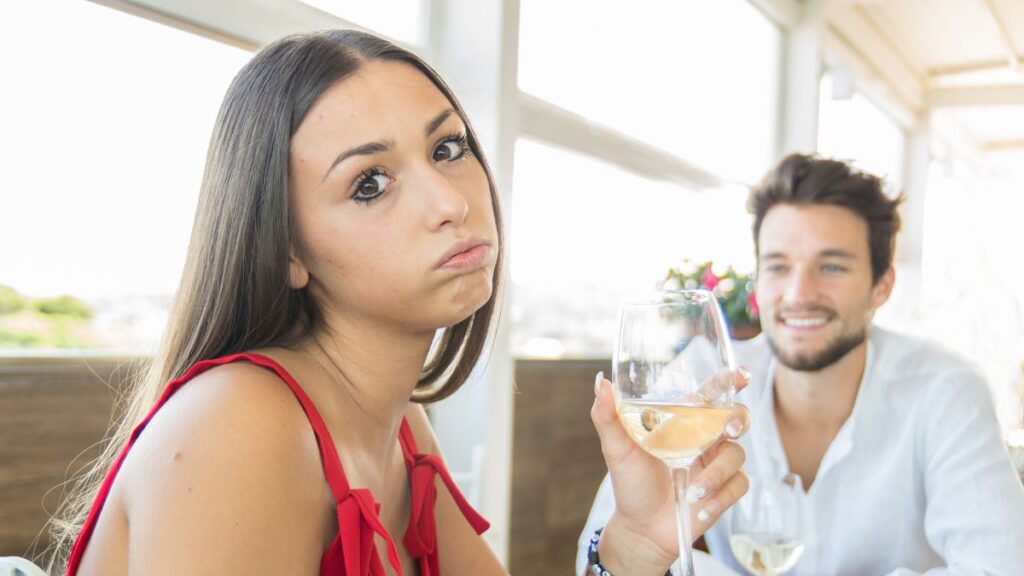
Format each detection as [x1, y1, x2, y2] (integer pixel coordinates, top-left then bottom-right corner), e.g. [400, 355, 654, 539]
[577, 326, 1024, 576]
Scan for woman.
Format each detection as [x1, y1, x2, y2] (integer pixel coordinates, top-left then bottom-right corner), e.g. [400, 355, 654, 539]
[47, 29, 750, 576]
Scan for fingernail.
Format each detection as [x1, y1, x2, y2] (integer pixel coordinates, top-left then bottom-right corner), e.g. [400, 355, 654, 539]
[737, 366, 751, 383]
[697, 500, 721, 523]
[726, 419, 743, 438]
[686, 482, 707, 504]
[594, 371, 604, 395]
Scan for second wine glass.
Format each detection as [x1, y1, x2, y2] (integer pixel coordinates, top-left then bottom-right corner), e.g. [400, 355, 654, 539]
[613, 289, 736, 576]
[728, 473, 805, 576]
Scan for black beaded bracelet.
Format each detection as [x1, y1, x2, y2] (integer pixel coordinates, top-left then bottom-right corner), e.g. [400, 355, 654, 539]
[586, 528, 612, 576]
[586, 527, 673, 576]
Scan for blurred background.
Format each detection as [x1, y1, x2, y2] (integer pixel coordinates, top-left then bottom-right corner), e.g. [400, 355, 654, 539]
[2, 1, 1023, 573]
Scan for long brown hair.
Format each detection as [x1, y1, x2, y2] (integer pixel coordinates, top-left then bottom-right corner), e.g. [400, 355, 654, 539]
[45, 29, 504, 571]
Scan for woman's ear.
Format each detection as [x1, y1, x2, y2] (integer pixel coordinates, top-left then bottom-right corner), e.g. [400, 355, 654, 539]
[288, 252, 310, 290]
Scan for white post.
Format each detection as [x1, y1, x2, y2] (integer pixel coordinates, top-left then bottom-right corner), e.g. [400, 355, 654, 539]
[424, 0, 519, 564]
[777, 0, 823, 157]
[878, 116, 929, 326]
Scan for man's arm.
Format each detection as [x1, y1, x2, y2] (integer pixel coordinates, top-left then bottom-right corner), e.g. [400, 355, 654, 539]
[576, 475, 616, 575]
[904, 369, 1024, 576]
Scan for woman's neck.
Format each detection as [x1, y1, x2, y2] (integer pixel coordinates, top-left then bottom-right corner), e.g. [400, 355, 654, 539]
[300, 314, 434, 462]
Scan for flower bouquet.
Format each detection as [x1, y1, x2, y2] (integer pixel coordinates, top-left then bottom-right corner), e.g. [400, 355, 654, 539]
[659, 260, 761, 340]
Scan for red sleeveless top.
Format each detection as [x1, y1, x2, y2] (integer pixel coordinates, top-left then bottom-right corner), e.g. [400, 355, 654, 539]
[65, 353, 489, 576]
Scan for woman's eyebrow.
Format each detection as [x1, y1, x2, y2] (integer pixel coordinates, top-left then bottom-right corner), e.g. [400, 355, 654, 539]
[321, 140, 392, 183]
[425, 108, 456, 136]
[320, 108, 459, 183]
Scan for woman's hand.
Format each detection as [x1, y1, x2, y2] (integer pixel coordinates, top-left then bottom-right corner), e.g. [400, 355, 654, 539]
[590, 369, 752, 576]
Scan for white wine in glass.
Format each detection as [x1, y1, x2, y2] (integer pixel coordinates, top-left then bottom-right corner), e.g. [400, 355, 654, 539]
[616, 402, 733, 462]
[613, 290, 736, 576]
[728, 474, 805, 576]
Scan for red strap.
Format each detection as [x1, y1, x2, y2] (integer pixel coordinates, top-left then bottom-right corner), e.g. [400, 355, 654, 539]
[399, 420, 490, 576]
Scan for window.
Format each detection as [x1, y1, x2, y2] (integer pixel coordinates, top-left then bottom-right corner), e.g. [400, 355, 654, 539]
[512, 1, 777, 356]
[510, 139, 753, 357]
[518, 0, 781, 183]
[298, 0, 426, 46]
[912, 162, 1024, 430]
[0, 0, 251, 351]
[817, 74, 906, 193]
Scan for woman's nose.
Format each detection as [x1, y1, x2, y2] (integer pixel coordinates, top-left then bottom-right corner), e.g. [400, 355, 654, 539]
[420, 166, 469, 230]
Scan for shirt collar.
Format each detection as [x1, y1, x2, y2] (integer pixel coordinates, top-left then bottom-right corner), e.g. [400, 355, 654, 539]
[749, 329, 880, 484]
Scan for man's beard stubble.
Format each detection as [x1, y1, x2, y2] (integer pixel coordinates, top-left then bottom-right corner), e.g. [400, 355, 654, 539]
[766, 326, 867, 372]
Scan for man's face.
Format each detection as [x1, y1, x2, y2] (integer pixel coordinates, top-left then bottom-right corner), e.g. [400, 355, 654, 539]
[755, 204, 894, 372]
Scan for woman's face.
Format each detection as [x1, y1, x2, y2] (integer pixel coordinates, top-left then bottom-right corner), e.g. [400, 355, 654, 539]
[288, 60, 498, 334]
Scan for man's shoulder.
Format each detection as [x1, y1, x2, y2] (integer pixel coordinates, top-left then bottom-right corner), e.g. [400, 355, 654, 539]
[870, 326, 988, 397]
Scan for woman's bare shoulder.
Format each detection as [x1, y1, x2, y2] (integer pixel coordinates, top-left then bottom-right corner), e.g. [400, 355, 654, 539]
[113, 360, 333, 573]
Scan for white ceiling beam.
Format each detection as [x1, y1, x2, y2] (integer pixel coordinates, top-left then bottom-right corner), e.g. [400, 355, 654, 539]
[855, 5, 926, 79]
[981, 138, 1024, 152]
[747, 0, 801, 30]
[983, 0, 1022, 71]
[822, 2, 926, 115]
[823, 23, 920, 125]
[928, 59, 1020, 78]
[87, 0, 367, 50]
[518, 94, 722, 190]
[929, 84, 1024, 107]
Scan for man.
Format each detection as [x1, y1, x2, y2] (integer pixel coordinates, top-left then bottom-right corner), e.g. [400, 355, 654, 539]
[578, 154, 1024, 575]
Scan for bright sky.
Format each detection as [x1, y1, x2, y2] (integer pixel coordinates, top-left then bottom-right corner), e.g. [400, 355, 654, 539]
[0, 0, 251, 299]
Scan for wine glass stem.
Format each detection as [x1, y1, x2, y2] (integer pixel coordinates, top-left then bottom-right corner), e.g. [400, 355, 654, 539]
[672, 465, 696, 576]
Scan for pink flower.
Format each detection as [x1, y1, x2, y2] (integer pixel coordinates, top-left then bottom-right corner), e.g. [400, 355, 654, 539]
[748, 291, 760, 318]
[700, 265, 720, 291]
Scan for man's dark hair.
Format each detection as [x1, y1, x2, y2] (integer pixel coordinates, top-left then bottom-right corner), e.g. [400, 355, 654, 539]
[748, 153, 903, 284]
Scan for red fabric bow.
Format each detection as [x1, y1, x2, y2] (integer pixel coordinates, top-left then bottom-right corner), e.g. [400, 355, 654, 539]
[331, 488, 401, 576]
[402, 454, 490, 576]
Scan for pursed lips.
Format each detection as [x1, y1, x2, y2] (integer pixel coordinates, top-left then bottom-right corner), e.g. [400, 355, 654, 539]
[437, 239, 491, 270]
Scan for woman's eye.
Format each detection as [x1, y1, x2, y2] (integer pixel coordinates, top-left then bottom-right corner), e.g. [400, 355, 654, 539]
[432, 137, 466, 162]
[352, 170, 391, 203]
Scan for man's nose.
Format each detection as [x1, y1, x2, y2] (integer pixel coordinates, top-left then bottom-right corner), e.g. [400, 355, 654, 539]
[782, 267, 818, 304]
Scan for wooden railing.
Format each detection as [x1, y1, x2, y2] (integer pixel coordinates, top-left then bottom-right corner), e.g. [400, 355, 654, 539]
[0, 355, 610, 574]
[0, 355, 138, 558]
[509, 358, 610, 576]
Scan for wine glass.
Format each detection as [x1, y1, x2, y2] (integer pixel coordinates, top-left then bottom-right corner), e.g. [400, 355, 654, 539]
[728, 473, 805, 576]
[613, 289, 736, 576]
